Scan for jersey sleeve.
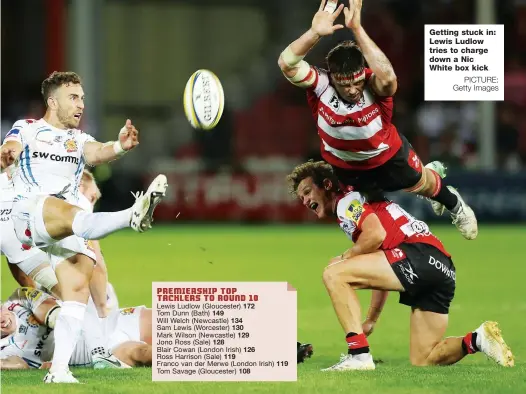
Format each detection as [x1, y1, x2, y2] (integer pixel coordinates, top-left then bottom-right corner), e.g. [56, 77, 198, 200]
[336, 191, 368, 239]
[306, 67, 330, 96]
[354, 203, 375, 231]
[79, 132, 96, 145]
[2, 120, 34, 145]
[8, 287, 56, 313]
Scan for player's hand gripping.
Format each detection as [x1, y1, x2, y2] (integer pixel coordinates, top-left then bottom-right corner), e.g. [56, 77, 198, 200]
[0, 146, 17, 170]
[311, 0, 345, 37]
[343, 0, 363, 31]
[362, 319, 375, 337]
[118, 119, 140, 152]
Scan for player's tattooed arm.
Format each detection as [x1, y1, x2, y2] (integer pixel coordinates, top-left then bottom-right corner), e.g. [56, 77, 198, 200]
[278, 0, 344, 80]
[0, 356, 30, 370]
[83, 119, 139, 165]
[344, 0, 398, 96]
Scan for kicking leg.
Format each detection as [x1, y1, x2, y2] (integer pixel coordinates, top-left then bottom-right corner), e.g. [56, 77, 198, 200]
[410, 309, 514, 367]
[27, 174, 168, 244]
[321, 251, 404, 371]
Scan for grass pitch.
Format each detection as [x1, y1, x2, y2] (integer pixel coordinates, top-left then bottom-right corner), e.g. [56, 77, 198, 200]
[1, 224, 525, 394]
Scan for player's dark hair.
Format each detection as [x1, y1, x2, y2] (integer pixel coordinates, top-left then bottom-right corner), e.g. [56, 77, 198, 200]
[286, 160, 340, 195]
[326, 41, 365, 76]
[41, 71, 82, 106]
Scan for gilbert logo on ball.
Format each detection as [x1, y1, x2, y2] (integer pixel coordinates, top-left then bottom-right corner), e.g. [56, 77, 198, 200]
[183, 69, 225, 130]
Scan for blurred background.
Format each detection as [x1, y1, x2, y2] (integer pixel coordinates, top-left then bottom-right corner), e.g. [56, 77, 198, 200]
[2, 0, 526, 224]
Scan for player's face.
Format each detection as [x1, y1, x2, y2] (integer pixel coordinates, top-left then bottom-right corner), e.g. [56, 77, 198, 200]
[80, 179, 101, 206]
[297, 177, 334, 219]
[54, 83, 85, 129]
[1, 305, 17, 338]
[331, 77, 366, 103]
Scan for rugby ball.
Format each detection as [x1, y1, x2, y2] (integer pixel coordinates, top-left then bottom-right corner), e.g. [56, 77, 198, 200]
[183, 69, 224, 130]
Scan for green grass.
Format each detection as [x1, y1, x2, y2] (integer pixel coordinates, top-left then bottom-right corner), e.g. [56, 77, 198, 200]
[2, 224, 525, 393]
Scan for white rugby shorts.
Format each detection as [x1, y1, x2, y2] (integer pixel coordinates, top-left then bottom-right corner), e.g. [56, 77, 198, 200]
[10, 194, 96, 268]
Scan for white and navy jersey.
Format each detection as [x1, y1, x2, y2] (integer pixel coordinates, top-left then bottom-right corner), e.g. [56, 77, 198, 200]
[0, 173, 13, 249]
[3, 118, 95, 204]
[306, 68, 402, 170]
[0, 172, 14, 199]
[0, 288, 56, 368]
[0, 288, 91, 368]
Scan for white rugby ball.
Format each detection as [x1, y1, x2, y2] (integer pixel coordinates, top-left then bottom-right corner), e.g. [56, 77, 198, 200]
[183, 69, 224, 130]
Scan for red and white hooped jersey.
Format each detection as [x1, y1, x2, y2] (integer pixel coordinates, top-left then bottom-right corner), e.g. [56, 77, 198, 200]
[306, 67, 402, 170]
[336, 191, 450, 257]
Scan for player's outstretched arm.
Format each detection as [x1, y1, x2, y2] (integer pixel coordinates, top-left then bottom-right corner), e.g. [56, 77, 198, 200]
[362, 290, 388, 336]
[278, 0, 344, 87]
[346, 213, 386, 258]
[344, 0, 397, 96]
[83, 119, 139, 166]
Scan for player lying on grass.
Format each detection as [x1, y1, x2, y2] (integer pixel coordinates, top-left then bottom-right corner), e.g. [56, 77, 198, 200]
[278, 0, 477, 240]
[0, 287, 152, 370]
[287, 161, 514, 371]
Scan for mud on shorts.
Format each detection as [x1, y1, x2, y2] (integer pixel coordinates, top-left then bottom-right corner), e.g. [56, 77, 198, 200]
[333, 134, 424, 193]
[384, 242, 456, 314]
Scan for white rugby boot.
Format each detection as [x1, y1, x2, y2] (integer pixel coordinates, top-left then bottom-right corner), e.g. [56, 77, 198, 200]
[424, 161, 447, 216]
[43, 369, 79, 383]
[321, 353, 375, 371]
[92, 353, 131, 369]
[130, 174, 168, 233]
[474, 321, 515, 367]
[448, 186, 478, 240]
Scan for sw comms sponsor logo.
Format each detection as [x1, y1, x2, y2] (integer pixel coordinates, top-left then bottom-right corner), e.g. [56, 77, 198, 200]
[31, 152, 79, 165]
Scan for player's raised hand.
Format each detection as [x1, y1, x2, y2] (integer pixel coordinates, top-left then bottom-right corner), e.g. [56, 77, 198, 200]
[118, 119, 140, 151]
[344, 0, 363, 30]
[311, 0, 345, 37]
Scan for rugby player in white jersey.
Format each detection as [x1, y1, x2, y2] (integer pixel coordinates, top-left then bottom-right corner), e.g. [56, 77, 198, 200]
[1, 168, 121, 368]
[278, 0, 477, 240]
[286, 161, 514, 371]
[1, 169, 116, 310]
[0, 71, 167, 383]
[0, 287, 152, 370]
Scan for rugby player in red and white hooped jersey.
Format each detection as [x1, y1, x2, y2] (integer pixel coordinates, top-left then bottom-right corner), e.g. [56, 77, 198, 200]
[286, 161, 514, 371]
[278, 0, 477, 240]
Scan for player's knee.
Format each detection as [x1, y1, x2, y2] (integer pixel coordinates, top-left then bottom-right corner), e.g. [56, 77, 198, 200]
[322, 265, 339, 286]
[323, 264, 364, 289]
